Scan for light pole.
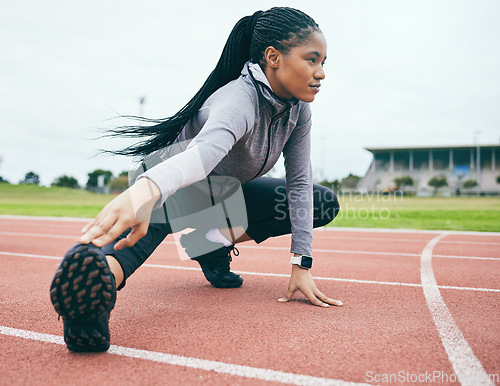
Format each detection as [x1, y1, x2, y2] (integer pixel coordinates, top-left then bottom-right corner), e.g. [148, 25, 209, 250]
[474, 131, 481, 196]
[139, 96, 146, 117]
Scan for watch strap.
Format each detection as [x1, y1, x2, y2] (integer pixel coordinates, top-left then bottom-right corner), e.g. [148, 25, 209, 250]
[290, 256, 303, 265]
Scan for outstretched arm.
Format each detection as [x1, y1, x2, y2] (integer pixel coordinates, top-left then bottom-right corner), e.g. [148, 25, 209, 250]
[79, 93, 255, 249]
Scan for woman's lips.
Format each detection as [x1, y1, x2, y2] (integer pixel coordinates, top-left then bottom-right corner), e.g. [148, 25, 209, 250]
[309, 85, 320, 93]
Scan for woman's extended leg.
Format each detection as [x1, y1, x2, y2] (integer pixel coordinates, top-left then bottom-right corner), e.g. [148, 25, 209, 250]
[100, 222, 172, 289]
[50, 183, 214, 352]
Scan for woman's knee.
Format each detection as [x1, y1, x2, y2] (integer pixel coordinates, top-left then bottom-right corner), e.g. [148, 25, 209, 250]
[313, 185, 340, 227]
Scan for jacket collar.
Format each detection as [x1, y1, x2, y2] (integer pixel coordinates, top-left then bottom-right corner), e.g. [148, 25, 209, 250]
[242, 61, 299, 108]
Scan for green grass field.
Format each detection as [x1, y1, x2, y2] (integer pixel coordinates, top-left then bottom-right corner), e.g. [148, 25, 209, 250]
[332, 193, 500, 232]
[1, 183, 499, 232]
[0, 183, 114, 218]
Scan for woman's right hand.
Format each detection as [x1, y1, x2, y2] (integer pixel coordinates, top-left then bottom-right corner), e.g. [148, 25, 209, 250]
[79, 177, 160, 250]
[279, 264, 343, 307]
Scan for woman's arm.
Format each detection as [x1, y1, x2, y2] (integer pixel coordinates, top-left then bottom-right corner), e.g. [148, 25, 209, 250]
[139, 95, 255, 209]
[280, 103, 342, 307]
[80, 91, 255, 248]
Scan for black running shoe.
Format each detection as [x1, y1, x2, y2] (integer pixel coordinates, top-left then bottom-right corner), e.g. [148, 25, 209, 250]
[180, 230, 243, 288]
[50, 243, 116, 352]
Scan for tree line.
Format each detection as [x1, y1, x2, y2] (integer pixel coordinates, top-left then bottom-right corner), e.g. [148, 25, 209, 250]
[318, 174, 495, 196]
[0, 170, 130, 192]
[392, 175, 481, 195]
[2, 170, 500, 195]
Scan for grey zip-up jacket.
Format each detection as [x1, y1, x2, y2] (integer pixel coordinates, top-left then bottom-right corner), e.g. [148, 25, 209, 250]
[141, 62, 313, 255]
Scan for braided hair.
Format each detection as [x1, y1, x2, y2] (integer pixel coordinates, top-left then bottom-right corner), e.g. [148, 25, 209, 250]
[109, 7, 320, 156]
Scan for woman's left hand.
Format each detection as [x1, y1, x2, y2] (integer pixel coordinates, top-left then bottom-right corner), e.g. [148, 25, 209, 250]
[278, 264, 343, 307]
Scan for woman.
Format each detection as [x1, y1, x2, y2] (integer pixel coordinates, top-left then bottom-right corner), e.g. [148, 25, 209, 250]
[50, 7, 342, 353]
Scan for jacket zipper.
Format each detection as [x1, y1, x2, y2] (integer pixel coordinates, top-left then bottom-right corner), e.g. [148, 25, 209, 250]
[250, 106, 290, 180]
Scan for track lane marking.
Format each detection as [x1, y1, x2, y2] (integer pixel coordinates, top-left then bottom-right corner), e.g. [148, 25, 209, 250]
[0, 326, 369, 386]
[313, 234, 500, 246]
[420, 233, 494, 386]
[0, 231, 76, 240]
[239, 245, 500, 261]
[3, 229, 500, 247]
[233, 243, 500, 261]
[1, 232, 499, 261]
[3, 215, 500, 237]
[1, 251, 499, 293]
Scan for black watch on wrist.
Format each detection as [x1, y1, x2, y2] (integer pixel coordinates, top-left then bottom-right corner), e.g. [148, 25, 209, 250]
[290, 254, 313, 269]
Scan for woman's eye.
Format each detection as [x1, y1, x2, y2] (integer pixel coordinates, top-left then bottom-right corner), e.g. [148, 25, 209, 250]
[308, 58, 316, 64]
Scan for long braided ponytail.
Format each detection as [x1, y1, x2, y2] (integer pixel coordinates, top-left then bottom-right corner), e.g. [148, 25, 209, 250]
[108, 7, 320, 157]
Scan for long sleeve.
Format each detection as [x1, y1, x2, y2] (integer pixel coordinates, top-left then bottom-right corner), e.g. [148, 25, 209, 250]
[138, 92, 256, 209]
[282, 103, 313, 255]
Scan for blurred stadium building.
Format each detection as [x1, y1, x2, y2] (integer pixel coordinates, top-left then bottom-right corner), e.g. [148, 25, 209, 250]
[358, 145, 500, 195]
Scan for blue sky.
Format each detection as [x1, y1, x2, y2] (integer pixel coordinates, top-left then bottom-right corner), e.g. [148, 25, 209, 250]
[1, 0, 499, 186]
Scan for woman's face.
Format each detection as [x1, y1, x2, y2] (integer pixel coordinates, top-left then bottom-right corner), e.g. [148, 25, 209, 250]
[268, 31, 327, 103]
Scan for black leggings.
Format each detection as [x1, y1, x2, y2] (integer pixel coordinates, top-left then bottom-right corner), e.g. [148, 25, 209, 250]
[102, 177, 339, 288]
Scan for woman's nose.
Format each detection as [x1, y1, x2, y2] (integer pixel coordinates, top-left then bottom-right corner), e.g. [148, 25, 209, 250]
[315, 67, 325, 80]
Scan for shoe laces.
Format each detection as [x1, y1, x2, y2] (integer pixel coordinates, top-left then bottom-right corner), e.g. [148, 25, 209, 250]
[226, 245, 239, 262]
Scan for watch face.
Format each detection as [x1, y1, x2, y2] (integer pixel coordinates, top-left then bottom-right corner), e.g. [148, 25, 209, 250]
[301, 255, 313, 269]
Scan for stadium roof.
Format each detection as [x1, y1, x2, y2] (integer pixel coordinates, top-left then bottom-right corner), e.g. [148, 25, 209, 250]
[365, 144, 500, 152]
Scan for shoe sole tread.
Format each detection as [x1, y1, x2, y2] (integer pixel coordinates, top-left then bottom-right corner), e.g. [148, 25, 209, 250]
[50, 245, 114, 319]
[50, 244, 115, 352]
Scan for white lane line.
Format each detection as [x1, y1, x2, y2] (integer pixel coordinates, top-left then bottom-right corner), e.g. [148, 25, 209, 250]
[0, 252, 64, 261]
[420, 233, 494, 386]
[2, 251, 499, 293]
[4, 230, 500, 248]
[171, 242, 500, 261]
[313, 234, 500, 247]
[0, 326, 368, 386]
[318, 226, 500, 237]
[229, 244, 500, 262]
[0, 231, 76, 240]
[2, 231, 498, 261]
[4, 215, 500, 237]
[432, 255, 499, 261]
[0, 215, 92, 222]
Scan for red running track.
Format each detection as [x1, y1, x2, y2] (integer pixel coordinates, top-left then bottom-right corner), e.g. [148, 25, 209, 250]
[0, 216, 499, 385]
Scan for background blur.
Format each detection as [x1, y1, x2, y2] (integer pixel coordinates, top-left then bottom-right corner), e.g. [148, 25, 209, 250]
[1, 0, 499, 187]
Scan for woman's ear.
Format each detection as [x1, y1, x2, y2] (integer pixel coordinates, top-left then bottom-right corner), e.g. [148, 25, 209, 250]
[263, 46, 281, 69]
